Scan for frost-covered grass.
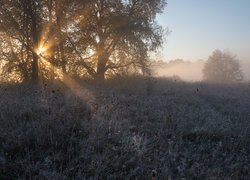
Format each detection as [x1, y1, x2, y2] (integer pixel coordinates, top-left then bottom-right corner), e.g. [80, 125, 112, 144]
[0, 76, 250, 179]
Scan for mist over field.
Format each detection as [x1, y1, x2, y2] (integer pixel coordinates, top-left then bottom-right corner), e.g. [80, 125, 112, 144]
[153, 60, 205, 81]
[242, 61, 250, 81]
[153, 59, 250, 82]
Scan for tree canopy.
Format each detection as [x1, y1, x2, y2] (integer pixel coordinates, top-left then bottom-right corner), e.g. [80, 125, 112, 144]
[0, 0, 167, 83]
[203, 49, 244, 84]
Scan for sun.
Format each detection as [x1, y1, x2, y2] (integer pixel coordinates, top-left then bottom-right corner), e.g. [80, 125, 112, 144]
[36, 46, 47, 56]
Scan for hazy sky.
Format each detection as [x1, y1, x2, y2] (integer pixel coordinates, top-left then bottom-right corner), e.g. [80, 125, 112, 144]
[157, 0, 250, 62]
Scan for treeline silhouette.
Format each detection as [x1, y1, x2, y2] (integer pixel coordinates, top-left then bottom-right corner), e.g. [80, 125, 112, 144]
[0, 0, 166, 83]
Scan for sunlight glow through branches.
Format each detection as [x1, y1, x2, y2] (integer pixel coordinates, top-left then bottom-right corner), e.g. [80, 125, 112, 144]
[36, 46, 47, 56]
[33, 27, 96, 109]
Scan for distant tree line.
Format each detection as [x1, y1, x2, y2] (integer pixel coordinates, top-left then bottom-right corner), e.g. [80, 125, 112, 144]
[0, 0, 166, 83]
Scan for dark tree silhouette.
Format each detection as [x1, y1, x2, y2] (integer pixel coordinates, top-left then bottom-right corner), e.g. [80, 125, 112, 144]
[69, 0, 166, 81]
[0, 0, 166, 83]
[0, 0, 44, 83]
[203, 49, 244, 83]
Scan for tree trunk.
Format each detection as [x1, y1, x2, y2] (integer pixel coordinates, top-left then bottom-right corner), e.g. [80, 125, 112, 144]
[95, 56, 107, 82]
[27, 0, 40, 84]
[55, 0, 67, 79]
[31, 51, 39, 83]
[59, 35, 67, 79]
[59, 40, 67, 77]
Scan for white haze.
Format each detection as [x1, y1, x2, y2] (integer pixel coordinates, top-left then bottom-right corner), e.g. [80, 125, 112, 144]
[153, 59, 250, 82]
[242, 61, 250, 81]
[153, 60, 205, 82]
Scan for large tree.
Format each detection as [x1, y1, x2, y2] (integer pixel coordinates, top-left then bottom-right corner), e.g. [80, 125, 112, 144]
[0, 0, 76, 82]
[0, 0, 167, 82]
[0, 0, 46, 83]
[203, 49, 244, 83]
[68, 0, 166, 81]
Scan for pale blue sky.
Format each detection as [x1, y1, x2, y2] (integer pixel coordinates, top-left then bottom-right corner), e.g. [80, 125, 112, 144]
[157, 0, 250, 62]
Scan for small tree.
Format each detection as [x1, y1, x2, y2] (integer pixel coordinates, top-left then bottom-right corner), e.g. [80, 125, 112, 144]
[203, 49, 244, 83]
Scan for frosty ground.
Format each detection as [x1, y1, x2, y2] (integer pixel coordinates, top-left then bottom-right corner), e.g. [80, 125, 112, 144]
[0, 76, 249, 179]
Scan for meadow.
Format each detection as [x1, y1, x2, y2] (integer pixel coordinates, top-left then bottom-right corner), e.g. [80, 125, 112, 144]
[0, 76, 250, 179]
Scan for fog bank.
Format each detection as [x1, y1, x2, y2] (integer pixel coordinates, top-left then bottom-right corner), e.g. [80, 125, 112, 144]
[153, 60, 205, 82]
[242, 61, 250, 81]
[153, 59, 250, 82]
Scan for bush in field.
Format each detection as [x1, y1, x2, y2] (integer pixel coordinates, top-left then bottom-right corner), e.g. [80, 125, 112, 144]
[203, 49, 244, 83]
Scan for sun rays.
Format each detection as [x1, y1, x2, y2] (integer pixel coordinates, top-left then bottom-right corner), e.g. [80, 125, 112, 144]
[43, 57, 96, 109]
[35, 38, 96, 109]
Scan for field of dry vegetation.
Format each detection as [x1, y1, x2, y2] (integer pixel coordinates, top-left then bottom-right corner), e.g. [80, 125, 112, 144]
[0, 76, 250, 179]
